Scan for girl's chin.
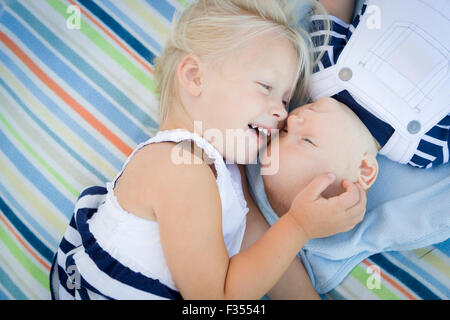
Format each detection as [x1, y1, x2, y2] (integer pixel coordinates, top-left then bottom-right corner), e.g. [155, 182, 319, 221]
[247, 126, 268, 149]
[209, 128, 265, 164]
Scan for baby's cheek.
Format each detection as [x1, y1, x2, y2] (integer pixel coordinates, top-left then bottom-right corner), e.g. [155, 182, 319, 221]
[337, 157, 359, 184]
[321, 181, 346, 199]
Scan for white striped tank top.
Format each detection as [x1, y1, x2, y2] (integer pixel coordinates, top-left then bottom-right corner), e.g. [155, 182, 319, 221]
[50, 129, 249, 300]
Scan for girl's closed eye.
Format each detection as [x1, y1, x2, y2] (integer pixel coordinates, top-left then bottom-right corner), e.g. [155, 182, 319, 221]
[258, 82, 272, 93]
[258, 82, 288, 106]
[301, 137, 316, 147]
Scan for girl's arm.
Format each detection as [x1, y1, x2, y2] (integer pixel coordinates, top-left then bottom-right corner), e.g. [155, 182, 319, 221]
[150, 145, 365, 299]
[239, 165, 319, 300]
[319, 0, 354, 23]
[154, 152, 308, 299]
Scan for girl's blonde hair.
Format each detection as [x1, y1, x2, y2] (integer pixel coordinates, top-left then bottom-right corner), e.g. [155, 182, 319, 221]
[154, 0, 329, 127]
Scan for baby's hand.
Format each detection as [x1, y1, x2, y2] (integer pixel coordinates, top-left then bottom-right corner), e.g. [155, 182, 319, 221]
[287, 173, 366, 239]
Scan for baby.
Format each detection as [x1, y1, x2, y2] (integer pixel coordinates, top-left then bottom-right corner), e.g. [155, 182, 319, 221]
[244, 0, 450, 297]
[261, 96, 379, 217]
[241, 96, 378, 298]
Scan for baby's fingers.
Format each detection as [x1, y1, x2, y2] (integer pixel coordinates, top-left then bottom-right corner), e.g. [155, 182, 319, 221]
[351, 183, 367, 212]
[302, 173, 337, 200]
[346, 184, 367, 220]
[331, 180, 360, 210]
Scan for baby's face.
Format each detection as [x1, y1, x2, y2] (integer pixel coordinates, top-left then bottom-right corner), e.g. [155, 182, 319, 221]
[261, 97, 364, 214]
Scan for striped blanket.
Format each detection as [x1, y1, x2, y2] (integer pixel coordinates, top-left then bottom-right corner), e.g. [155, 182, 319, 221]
[0, 0, 448, 300]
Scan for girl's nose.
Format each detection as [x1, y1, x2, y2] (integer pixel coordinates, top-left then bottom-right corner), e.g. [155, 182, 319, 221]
[270, 103, 288, 121]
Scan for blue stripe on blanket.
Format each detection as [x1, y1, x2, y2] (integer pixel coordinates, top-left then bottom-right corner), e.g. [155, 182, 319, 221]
[8, 0, 158, 131]
[77, 0, 156, 65]
[1, 10, 150, 144]
[0, 265, 27, 300]
[0, 130, 74, 218]
[434, 240, 450, 258]
[369, 254, 440, 300]
[0, 49, 123, 171]
[0, 78, 108, 183]
[387, 251, 450, 298]
[0, 196, 54, 262]
[0, 182, 57, 248]
[144, 0, 175, 21]
[98, 0, 163, 53]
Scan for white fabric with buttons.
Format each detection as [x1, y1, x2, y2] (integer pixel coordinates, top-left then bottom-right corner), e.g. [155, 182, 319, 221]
[309, 0, 450, 164]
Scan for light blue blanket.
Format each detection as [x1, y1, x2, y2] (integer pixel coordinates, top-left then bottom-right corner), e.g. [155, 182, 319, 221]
[245, 157, 450, 294]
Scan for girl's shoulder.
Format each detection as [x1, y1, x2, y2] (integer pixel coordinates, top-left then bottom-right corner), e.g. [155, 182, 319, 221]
[132, 140, 216, 181]
[114, 141, 220, 221]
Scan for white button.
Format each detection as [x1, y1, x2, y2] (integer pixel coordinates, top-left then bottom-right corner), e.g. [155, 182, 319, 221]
[407, 120, 421, 134]
[338, 67, 352, 81]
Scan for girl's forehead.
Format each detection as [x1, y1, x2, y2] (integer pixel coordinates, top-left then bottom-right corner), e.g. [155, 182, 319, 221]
[233, 34, 296, 66]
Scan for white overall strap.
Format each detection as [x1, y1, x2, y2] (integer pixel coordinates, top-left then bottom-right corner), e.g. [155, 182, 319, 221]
[309, 65, 342, 101]
[110, 129, 228, 187]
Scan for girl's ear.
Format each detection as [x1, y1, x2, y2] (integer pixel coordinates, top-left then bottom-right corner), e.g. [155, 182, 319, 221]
[357, 153, 378, 190]
[177, 54, 203, 97]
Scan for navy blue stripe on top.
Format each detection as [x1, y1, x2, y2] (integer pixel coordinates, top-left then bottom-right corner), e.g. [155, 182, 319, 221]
[438, 115, 450, 126]
[333, 90, 395, 146]
[75, 203, 183, 300]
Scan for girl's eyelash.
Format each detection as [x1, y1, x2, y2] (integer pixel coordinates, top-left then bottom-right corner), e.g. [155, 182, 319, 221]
[303, 138, 315, 146]
[259, 82, 288, 105]
[259, 83, 272, 91]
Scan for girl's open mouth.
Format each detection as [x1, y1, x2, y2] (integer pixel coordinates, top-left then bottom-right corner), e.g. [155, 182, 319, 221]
[248, 123, 273, 147]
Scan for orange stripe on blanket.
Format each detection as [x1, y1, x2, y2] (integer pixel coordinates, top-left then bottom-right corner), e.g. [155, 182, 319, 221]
[362, 259, 417, 300]
[0, 213, 51, 272]
[67, 0, 154, 76]
[0, 31, 133, 157]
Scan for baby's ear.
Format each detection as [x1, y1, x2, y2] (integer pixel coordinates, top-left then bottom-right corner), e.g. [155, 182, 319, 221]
[357, 153, 378, 190]
[177, 54, 203, 96]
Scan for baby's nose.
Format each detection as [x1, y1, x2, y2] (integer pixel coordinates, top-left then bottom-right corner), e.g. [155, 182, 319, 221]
[288, 114, 304, 127]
